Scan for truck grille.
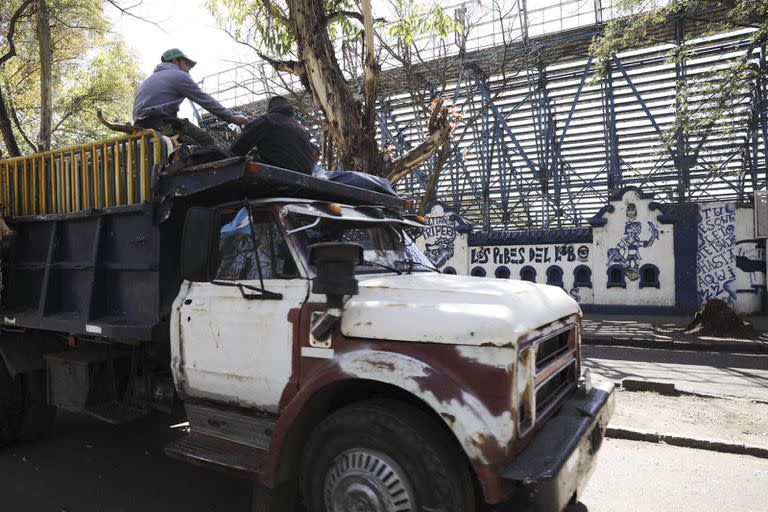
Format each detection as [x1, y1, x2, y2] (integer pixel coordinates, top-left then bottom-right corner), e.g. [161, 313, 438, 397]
[517, 322, 578, 436]
[536, 361, 577, 416]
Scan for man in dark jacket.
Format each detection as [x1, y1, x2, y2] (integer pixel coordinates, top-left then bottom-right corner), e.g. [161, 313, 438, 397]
[229, 96, 315, 174]
[133, 48, 248, 147]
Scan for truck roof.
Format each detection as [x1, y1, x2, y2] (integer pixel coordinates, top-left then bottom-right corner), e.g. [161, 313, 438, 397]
[159, 157, 406, 212]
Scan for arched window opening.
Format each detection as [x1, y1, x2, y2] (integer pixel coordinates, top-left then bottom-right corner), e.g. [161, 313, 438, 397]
[520, 266, 537, 283]
[495, 266, 511, 279]
[573, 265, 592, 288]
[546, 265, 564, 288]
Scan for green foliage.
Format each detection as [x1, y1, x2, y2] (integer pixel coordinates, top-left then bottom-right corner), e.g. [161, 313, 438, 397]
[388, 0, 459, 45]
[590, 0, 767, 161]
[206, 0, 460, 59]
[0, 0, 141, 154]
[206, 0, 296, 57]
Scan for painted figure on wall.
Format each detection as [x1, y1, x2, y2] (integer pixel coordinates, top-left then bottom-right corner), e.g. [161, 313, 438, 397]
[424, 236, 456, 267]
[606, 203, 661, 281]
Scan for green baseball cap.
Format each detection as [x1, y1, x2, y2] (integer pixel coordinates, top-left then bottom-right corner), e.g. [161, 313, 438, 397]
[161, 48, 196, 68]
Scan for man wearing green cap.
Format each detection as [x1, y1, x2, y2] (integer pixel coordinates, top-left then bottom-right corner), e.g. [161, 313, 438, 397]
[132, 48, 248, 147]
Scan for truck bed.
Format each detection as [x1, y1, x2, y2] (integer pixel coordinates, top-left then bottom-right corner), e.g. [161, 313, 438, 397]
[0, 135, 405, 342]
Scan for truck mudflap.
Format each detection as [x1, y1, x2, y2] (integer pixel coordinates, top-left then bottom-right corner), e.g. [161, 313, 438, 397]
[499, 380, 615, 512]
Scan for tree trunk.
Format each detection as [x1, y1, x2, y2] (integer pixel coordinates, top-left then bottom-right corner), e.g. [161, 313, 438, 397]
[36, 0, 53, 152]
[0, 88, 21, 157]
[285, 0, 379, 173]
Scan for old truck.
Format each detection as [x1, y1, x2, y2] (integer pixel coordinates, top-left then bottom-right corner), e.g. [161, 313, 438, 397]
[0, 130, 613, 511]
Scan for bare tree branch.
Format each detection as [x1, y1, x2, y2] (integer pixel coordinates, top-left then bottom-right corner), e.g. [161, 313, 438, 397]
[361, 0, 377, 165]
[7, 90, 36, 152]
[324, 10, 386, 25]
[105, 0, 163, 30]
[258, 51, 305, 77]
[388, 99, 454, 184]
[0, 0, 35, 67]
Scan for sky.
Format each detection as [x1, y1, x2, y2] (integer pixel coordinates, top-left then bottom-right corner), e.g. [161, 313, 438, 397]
[107, 0, 251, 82]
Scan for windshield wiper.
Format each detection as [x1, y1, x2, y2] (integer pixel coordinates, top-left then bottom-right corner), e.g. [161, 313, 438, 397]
[358, 260, 402, 275]
[211, 280, 283, 300]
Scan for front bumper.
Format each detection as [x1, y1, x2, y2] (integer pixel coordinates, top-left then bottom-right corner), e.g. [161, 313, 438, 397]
[498, 379, 615, 512]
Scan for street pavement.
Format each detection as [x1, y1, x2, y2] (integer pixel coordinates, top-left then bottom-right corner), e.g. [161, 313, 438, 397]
[581, 438, 768, 512]
[583, 345, 768, 400]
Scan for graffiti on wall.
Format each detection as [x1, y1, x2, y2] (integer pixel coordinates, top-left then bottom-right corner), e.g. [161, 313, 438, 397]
[470, 244, 589, 265]
[735, 239, 766, 291]
[606, 203, 660, 281]
[697, 203, 737, 304]
[421, 203, 470, 268]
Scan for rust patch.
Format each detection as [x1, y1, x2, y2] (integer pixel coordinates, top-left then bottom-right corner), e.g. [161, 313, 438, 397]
[362, 359, 396, 371]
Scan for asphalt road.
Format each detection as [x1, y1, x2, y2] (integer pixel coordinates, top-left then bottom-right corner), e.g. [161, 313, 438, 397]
[581, 438, 768, 512]
[583, 345, 768, 400]
[0, 411, 251, 512]
[2, 409, 768, 511]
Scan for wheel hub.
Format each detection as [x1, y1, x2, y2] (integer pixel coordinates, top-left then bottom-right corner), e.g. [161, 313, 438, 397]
[324, 448, 416, 512]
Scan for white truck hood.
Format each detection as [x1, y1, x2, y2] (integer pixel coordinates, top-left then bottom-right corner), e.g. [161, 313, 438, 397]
[340, 273, 579, 346]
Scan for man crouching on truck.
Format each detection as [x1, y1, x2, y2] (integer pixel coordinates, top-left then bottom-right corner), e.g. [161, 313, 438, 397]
[228, 95, 315, 174]
[132, 48, 249, 148]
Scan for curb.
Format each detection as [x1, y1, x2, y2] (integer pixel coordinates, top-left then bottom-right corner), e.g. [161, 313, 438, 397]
[606, 426, 768, 459]
[582, 336, 768, 353]
[616, 378, 768, 404]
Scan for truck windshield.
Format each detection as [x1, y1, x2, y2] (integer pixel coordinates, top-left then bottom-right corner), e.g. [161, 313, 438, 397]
[287, 215, 435, 275]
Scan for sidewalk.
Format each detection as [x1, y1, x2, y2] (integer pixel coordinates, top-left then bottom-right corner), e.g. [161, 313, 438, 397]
[582, 313, 768, 352]
[606, 387, 768, 459]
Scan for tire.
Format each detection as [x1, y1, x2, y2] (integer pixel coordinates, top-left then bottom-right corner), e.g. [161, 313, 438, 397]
[17, 369, 56, 441]
[0, 358, 23, 446]
[300, 400, 476, 512]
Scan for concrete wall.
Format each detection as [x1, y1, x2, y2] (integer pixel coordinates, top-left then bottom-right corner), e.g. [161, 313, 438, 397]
[697, 202, 766, 314]
[417, 189, 765, 315]
[591, 189, 676, 307]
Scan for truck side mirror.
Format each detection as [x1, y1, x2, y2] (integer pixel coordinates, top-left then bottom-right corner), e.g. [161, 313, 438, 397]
[309, 242, 363, 340]
[180, 207, 220, 282]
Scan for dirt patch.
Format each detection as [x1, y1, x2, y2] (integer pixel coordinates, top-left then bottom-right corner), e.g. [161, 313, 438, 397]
[611, 389, 768, 449]
[685, 299, 759, 339]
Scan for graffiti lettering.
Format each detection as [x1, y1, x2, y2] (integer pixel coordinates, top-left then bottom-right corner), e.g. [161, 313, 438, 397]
[697, 203, 737, 304]
[471, 244, 586, 266]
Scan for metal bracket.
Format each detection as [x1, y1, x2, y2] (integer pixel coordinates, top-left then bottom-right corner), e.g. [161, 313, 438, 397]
[309, 310, 340, 348]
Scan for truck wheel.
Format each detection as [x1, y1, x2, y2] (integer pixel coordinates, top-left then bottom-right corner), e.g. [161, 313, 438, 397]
[17, 369, 56, 441]
[301, 400, 476, 512]
[0, 359, 23, 446]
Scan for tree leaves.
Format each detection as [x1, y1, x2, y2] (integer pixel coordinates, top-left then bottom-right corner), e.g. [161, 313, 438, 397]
[0, 0, 141, 154]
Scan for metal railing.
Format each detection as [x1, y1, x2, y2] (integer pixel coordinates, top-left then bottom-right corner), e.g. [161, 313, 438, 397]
[0, 130, 166, 218]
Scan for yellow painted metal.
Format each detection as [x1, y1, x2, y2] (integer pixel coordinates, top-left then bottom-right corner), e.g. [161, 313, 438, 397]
[92, 146, 98, 209]
[70, 150, 77, 213]
[13, 161, 19, 215]
[139, 137, 147, 202]
[103, 143, 110, 208]
[40, 156, 46, 213]
[127, 139, 134, 204]
[22, 159, 28, 216]
[0, 130, 165, 217]
[30, 157, 37, 214]
[115, 141, 122, 206]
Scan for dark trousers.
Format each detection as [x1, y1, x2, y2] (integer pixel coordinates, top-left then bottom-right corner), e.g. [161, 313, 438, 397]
[134, 115, 219, 148]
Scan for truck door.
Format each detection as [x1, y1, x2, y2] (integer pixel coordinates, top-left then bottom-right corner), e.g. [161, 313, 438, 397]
[174, 207, 307, 413]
